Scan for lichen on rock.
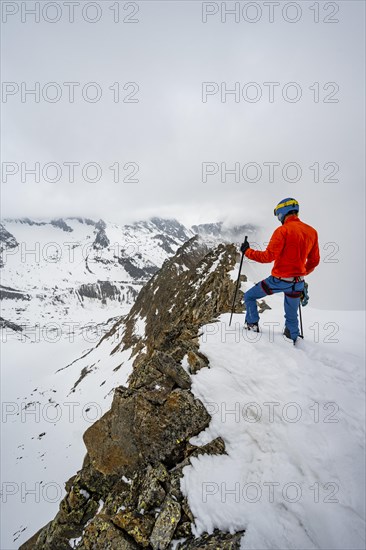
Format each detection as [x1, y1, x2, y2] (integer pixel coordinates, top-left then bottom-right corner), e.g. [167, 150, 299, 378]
[149, 495, 181, 550]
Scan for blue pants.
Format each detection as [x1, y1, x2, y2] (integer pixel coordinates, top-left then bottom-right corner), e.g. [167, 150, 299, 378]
[244, 276, 305, 339]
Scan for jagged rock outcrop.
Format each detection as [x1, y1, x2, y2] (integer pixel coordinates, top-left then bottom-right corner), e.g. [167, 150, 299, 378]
[0, 316, 24, 332]
[0, 223, 18, 267]
[93, 220, 110, 249]
[20, 239, 248, 550]
[17, 218, 47, 226]
[50, 219, 73, 232]
[70, 217, 97, 226]
[117, 254, 158, 280]
[112, 236, 243, 359]
[150, 217, 190, 243]
[84, 384, 210, 476]
[76, 281, 138, 304]
[0, 285, 31, 301]
[0, 223, 18, 248]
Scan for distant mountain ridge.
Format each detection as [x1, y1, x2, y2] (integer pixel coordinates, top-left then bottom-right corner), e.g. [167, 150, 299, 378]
[0, 216, 257, 332]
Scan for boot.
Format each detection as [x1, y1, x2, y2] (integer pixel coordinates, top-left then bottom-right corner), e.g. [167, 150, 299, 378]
[245, 322, 260, 333]
[283, 326, 297, 345]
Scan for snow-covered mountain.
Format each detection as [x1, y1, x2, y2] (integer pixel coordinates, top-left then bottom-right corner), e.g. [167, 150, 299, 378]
[0, 217, 190, 333]
[5, 238, 364, 550]
[0, 217, 256, 338]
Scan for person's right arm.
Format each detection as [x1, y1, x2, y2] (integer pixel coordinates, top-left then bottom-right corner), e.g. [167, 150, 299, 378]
[245, 227, 285, 263]
[305, 232, 320, 275]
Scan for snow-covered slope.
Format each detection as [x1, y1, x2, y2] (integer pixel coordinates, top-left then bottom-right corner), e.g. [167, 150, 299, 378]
[1, 325, 136, 548]
[0, 217, 194, 330]
[3, 247, 365, 549]
[181, 271, 365, 549]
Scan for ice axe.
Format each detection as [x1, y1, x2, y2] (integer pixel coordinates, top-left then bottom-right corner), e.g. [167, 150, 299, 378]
[229, 236, 248, 326]
[298, 302, 304, 339]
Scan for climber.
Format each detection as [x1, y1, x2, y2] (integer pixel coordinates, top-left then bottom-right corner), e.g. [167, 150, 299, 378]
[240, 198, 320, 344]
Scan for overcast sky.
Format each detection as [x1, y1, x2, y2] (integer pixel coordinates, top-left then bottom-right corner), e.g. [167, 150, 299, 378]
[1, 1, 365, 309]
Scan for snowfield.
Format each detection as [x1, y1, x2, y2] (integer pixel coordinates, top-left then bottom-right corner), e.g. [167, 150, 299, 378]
[1, 324, 135, 549]
[181, 279, 365, 549]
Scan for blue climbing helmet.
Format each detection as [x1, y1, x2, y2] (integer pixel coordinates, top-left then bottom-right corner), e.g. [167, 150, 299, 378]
[274, 198, 299, 223]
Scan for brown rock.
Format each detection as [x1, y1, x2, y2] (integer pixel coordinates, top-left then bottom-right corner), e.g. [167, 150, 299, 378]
[83, 388, 142, 477]
[134, 389, 210, 466]
[84, 386, 210, 477]
[187, 350, 210, 374]
[153, 351, 191, 389]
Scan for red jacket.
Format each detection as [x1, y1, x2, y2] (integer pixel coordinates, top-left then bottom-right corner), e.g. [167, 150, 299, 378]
[245, 215, 320, 277]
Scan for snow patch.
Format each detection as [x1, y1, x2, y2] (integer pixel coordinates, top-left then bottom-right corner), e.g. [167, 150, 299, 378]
[181, 354, 190, 374]
[134, 314, 146, 338]
[181, 305, 366, 550]
[122, 475, 132, 484]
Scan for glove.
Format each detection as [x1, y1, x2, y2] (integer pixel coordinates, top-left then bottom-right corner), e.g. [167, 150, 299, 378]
[301, 282, 309, 306]
[240, 240, 250, 254]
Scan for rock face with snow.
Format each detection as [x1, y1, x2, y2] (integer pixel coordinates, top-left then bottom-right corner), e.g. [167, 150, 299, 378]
[20, 238, 246, 549]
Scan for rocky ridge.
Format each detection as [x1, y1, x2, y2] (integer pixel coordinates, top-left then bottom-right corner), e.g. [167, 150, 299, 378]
[20, 237, 249, 549]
